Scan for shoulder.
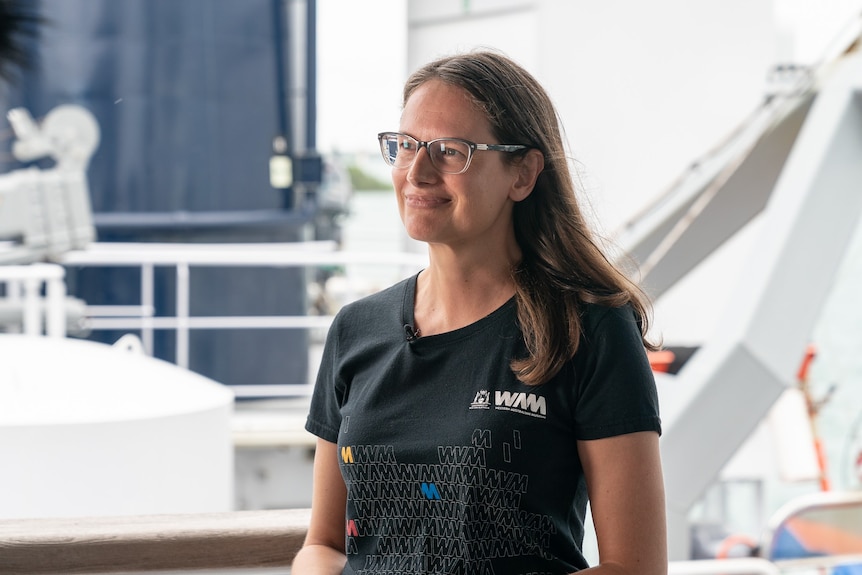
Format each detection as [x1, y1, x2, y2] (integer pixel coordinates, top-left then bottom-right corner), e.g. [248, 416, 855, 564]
[568, 303, 661, 438]
[579, 302, 642, 340]
[574, 302, 649, 370]
[318, 275, 413, 369]
[330, 275, 411, 330]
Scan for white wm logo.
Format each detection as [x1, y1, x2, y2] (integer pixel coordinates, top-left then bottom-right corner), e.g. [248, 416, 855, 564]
[494, 391, 547, 418]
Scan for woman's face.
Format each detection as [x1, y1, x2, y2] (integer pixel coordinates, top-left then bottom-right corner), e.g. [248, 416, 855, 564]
[393, 79, 525, 253]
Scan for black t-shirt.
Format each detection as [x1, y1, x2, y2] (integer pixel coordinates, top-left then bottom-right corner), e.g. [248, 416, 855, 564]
[306, 274, 661, 575]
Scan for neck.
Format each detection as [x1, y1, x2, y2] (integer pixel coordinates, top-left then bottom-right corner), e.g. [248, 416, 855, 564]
[413, 245, 519, 336]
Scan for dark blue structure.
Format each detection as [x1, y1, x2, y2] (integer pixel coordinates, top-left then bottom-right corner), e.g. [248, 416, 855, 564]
[1, 0, 326, 391]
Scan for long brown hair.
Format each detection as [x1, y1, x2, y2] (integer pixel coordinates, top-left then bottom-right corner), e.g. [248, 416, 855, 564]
[404, 50, 658, 386]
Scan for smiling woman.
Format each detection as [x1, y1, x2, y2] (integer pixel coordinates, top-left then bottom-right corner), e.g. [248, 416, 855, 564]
[295, 50, 667, 575]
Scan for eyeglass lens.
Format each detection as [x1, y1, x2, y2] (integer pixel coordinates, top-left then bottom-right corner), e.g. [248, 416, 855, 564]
[381, 134, 471, 174]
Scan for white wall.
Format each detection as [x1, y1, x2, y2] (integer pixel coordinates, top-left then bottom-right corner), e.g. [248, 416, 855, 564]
[774, 0, 862, 63]
[408, 1, 540, 73]
[316, 0, 408, 153]
[540, 1, 774, 232]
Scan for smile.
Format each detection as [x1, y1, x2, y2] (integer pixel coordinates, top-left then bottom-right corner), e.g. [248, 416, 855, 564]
[403, 194, 450, 208]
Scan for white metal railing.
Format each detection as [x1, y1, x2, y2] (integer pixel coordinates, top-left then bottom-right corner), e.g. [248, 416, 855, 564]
[0, 263, 67, 337]
[775, 555, 862, 574]
[669, 558, 781, 575]
[59, 242, 427, 391]
[671, 555, 862, 574]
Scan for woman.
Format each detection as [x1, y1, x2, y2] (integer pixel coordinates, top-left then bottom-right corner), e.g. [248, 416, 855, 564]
[295, 50, 667, 575]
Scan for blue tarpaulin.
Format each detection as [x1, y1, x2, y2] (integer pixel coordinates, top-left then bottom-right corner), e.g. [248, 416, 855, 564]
[3, 0, 289, 213]
[1, 0, 319, 390]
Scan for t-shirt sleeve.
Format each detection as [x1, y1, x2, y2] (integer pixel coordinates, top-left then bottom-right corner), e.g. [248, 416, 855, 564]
[305, 312, 344, 443]
[572, 304, 661, 440]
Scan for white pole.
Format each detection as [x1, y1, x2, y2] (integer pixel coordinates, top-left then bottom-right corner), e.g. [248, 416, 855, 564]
[45, 272, 67, 337]
[176, 263, 190, 369]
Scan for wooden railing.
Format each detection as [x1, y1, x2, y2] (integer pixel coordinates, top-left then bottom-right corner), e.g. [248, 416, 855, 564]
[0, 509, 310, 574]
[3, 508, 861, 575]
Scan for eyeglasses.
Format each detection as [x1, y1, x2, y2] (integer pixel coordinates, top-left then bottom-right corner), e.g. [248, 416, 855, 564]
[377, 131, 528, 175]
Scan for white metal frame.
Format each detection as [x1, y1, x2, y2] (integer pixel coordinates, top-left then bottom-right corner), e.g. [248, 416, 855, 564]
[60, 241, 427, 393]
[620, 47, 862, 560]
[0, 263, 67, 337]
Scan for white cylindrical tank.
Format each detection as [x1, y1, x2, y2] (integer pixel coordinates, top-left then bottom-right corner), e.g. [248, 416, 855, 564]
[0, 334, 234, 519]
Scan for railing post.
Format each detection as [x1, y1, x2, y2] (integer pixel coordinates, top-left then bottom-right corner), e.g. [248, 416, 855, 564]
[45, 272, 67, 337]
[141, 262, 155, 355]
[176, 262, 190, 369]
[22, 277, 40, 336]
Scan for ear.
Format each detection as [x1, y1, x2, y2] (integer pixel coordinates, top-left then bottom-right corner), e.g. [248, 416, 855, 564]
[509, 149, 544, 202]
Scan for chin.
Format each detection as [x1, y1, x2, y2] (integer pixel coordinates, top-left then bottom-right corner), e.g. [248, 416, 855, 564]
[401, 218, 437, 244]
[404, 229, 433, 243]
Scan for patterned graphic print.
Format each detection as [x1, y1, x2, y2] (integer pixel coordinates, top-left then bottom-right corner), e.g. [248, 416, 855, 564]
[341, 428, 558, 575]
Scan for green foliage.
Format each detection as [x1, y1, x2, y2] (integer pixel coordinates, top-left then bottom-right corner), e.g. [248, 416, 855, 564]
[347, 164, 391, 191]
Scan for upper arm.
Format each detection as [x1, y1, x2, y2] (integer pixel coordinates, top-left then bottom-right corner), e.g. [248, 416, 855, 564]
[293, 438, 347, 573]
[303, 438, 348, 551]
[578, 431, 667, 575]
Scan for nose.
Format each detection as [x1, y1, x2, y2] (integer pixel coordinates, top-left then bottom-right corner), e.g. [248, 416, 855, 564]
[406, 142, 437, 184]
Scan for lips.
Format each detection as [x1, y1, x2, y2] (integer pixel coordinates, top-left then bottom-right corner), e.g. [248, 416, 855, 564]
[403, 193, 451, 208]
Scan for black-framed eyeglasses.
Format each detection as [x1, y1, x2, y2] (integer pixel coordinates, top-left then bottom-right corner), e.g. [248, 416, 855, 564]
[377, 131, 528, 175]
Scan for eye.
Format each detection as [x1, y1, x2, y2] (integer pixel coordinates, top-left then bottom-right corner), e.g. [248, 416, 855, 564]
[399, 138, 417, 151]
[437, 142, 467, 160]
